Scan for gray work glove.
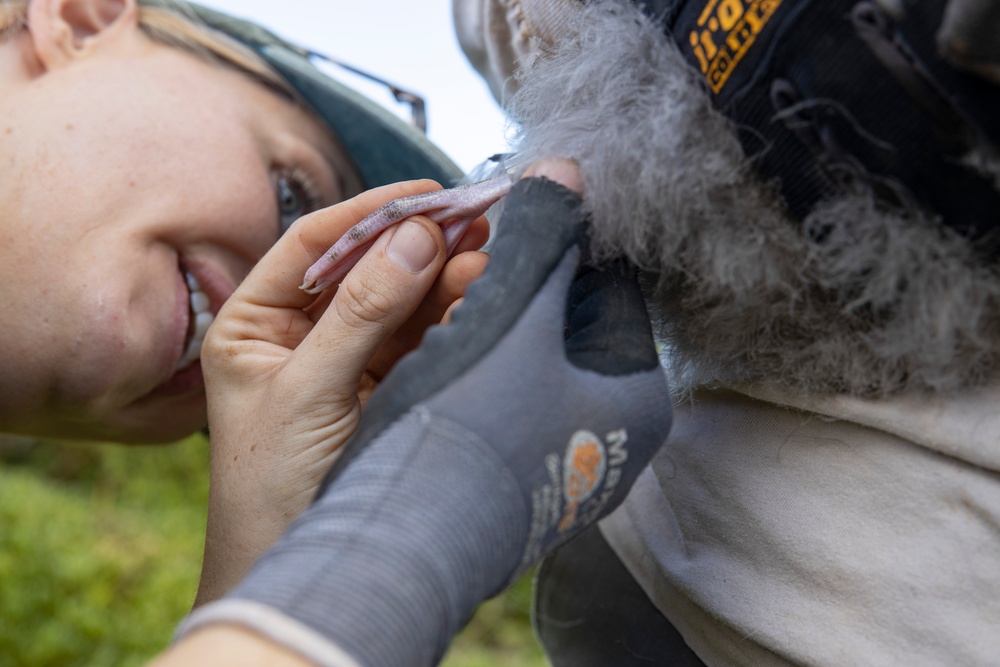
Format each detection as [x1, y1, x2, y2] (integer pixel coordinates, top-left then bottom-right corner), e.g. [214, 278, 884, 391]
[183, 174, 672, 667]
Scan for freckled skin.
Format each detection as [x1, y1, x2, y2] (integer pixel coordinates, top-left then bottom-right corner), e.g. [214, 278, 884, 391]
[301, 174, 513, 293]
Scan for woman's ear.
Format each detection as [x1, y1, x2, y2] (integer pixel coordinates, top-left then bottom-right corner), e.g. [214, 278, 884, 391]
[27, 0, 139, 69]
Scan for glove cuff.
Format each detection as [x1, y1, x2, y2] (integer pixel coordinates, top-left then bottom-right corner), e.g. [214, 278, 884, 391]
[203, 410, 529, 667]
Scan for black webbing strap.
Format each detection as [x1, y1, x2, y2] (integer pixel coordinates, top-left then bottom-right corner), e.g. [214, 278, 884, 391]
[639, 0, 1000, 248]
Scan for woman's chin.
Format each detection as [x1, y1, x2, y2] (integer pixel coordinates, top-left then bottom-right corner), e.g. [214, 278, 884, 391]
[101, 372, 210, 444]
[149, 362, 205, 397]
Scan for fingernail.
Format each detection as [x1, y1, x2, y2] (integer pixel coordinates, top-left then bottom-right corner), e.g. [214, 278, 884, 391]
[387, 220, 437, 273]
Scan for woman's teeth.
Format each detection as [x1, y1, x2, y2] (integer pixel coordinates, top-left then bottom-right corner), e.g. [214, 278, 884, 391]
[177, 271, 214, 370]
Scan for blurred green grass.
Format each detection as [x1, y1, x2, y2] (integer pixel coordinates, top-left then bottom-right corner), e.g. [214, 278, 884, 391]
[0, 435, 548, 666]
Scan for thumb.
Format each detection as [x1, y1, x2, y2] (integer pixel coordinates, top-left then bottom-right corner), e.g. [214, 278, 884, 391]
[290, 216, 447, 385]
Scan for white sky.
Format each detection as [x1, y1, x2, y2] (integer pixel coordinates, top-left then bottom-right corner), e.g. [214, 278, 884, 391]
[196, 0, 512, 173]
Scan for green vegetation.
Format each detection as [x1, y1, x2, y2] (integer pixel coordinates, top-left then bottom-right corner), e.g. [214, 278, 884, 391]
[0, 435, 547, 666]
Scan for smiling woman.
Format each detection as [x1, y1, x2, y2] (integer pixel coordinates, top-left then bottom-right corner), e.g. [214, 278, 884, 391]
[0, 1, 501, 664]
[0, 0, 467, 445]
[0, 0, 495, 665]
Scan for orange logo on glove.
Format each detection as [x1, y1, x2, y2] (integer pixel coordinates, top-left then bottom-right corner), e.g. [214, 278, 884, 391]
[558, 430, 609, 532]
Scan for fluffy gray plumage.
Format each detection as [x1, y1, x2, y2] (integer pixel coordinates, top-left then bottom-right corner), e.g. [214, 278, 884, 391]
[504, 0, 1000, 396]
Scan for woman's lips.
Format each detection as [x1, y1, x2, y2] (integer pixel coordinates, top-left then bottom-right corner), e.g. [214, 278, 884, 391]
[143, 265, 195, 398]
[149, 258, 234, 397]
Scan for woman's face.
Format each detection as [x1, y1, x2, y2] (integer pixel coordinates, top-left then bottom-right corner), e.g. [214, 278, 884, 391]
[0, 16, 357, 442]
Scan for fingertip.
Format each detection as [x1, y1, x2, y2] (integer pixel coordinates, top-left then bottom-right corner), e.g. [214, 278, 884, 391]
[423, 250, 487, 319]
[522, 157, 584, 196]
[441, 297, 464, 325]
[444, 249, 489, 284]
[453, 216, 491, 255]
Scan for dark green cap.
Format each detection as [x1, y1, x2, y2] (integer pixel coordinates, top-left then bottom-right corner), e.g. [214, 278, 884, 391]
[156, 2, 463, 189]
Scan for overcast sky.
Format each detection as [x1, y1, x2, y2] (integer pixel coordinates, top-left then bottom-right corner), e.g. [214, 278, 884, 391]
[196, 0, 512, 173]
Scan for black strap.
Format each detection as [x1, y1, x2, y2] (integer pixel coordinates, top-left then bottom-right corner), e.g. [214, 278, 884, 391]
[640, 0, 1000, 250]
[535, 525, 708, 666]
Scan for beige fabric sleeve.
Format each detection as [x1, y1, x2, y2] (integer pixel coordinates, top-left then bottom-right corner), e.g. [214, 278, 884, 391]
[452, 0, 584, 103]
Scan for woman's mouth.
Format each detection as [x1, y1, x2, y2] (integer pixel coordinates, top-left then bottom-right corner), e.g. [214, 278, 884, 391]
[177, 270, 214, 370]
[144, 262, 229, 399]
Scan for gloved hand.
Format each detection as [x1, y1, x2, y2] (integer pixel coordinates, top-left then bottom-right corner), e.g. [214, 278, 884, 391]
[193, 178, 488, 605]
[179, 159, 673, 667]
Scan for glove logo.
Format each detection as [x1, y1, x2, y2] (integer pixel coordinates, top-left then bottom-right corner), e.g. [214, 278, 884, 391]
[523, 429, 631, 565]
[558, 430, 607, 532]
[557, 429, 629, 533]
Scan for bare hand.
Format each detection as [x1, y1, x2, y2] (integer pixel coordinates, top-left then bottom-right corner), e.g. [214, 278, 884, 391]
[194, 179, 488, 605]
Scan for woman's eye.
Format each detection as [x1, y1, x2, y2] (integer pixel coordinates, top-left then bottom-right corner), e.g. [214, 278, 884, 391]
[274, 168, 325, 238]
[276, 175, 305, 236]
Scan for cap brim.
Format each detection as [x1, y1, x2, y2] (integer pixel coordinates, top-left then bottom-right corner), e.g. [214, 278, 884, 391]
[188, 4, 463, 189]
[257, 45, 463, 189]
